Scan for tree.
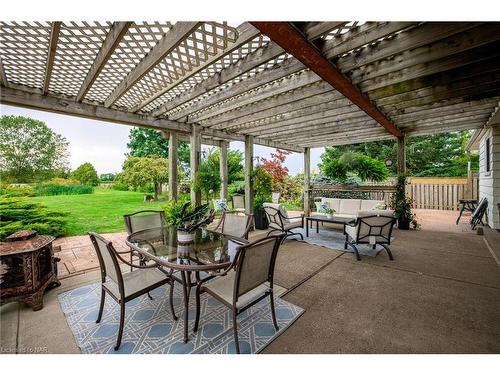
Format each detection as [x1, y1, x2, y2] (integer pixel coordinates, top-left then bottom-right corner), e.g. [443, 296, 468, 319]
[99, 173, 116, 182]
[119, 156, 168, 199]
[0, 115, 69, 182]
[320, 151, 389, 182]
[72, 162, 99, 186]
[127, 128, 190, 169]
[323, 130, 478, 177]
[260, 149, 291, 187]
[193, 148, 244, 200]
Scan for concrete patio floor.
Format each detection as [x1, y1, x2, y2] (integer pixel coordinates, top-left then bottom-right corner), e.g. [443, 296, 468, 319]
[1, 209, 500, 354]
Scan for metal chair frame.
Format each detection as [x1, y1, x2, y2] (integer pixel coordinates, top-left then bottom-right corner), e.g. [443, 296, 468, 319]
[88, 232, 176, 351]
[264, 206, 304, 243]
[192, 234, 285, 354]
[123, 210, 166, 271]
[343, 215, 396, 261]
[470, 197, 488, 230]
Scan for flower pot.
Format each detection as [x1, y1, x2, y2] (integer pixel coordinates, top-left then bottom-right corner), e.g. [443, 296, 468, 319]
[177, 230, 195, 243]
[254, 210, 269, 230]
[398, 217, 410, 230]
[326, 213, 334, 219]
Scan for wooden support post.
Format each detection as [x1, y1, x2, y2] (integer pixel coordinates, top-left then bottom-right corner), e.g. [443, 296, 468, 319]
[244, 135, 254, 215]
[397, 136, 406, 176]
[303, 147, 311, 216]
[190, 124, 201, 206]
[220, 140, 228, 200]
[168, 132, 178, 201]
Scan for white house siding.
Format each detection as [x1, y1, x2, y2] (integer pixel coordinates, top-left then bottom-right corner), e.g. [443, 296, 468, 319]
[478, 125, 500, 229]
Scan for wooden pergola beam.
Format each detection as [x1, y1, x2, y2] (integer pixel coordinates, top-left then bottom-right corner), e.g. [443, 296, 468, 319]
[76, 22, 132, 102]
[132, 22, 261, 112]
[250, 22, 402, 138]
[1, 86, 304, 152]
[43, 21, 61, 94]
[104, 22, 201, 108]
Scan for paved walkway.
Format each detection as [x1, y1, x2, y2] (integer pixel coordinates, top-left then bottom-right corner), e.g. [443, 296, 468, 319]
[54, 232, 128, 278]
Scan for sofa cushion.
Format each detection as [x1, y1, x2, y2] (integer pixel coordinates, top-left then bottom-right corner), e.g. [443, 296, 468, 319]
[360, 200, 385, 211]
[321, 198, 341, 212]
[332, 213, 357, 219]
[339, 199, 361, 215]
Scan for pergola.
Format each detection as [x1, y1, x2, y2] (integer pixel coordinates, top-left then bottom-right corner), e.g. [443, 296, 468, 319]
[1, 21, 500, 213]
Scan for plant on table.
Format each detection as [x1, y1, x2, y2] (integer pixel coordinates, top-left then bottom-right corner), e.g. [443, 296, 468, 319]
[162, 199, 214, 232]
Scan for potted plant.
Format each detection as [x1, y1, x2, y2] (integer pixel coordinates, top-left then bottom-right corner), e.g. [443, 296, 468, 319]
[319, 202, 336, 219]
[162, 200, 214, 240]
[389, 175, 415, 230]
[253, 194, 270, 229]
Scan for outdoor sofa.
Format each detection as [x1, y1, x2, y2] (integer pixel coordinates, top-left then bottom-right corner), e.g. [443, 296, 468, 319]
[313, 198, 387, 220]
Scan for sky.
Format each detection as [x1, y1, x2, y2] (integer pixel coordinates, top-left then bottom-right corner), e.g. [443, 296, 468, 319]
[1, 104, 325, 175]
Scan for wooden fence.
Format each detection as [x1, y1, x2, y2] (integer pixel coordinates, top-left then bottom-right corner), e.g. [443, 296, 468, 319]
[309, 173, 479, 211]
[406, 175, 479, 211]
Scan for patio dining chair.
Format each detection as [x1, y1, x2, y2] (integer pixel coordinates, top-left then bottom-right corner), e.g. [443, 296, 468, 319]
[263, 203, 304, 242]
[123, 210, 166, 271]
[343, 210, 396, 261]
[88, 232, 177, 351]
[231, 194, 245, 213]
[214, 211, 253, 240]
[193, 234, 285, 354]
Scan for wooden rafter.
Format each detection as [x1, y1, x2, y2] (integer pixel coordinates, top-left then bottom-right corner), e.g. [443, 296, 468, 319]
[250, 21, 403, 137]
[131, 22, 261, 112]
[104, 22, 201, 108]
[0, 57, 8, 87]
[152, 41, 287, 118]
[166, 22, 419, 123]
[76, 22, 132, 102]
[302, 22, 346, 40]
[43, 21, 61, 94]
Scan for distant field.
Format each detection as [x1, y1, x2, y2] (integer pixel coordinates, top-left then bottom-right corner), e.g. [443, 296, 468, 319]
[29, 188, 166, 236]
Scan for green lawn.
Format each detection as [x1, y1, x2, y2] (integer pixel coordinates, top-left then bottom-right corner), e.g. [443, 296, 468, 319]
[29, 189, 167, 236]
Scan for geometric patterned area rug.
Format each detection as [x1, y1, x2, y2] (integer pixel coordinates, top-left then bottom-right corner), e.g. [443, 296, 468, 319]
[58, 282, 303, 354]
[293, 227, 386, 257]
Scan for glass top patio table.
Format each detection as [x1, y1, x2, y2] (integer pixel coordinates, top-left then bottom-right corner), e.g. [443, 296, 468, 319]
[126, 225, 242, 272]
[126, 225, 245, 343]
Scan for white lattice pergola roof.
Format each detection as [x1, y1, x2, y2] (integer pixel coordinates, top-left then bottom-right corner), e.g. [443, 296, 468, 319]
[1, 21, 500, 151]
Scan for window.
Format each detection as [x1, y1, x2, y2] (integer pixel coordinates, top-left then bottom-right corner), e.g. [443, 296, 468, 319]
[486, 137, 491, 173]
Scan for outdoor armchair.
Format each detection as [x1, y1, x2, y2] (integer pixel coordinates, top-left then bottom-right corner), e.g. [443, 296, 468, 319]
[88, 232, 177, 351]
[193, 234, 285, 354]
[123, 210, 166, 271]
[263, 203, 304, 242]
[343, 210, 396, 261]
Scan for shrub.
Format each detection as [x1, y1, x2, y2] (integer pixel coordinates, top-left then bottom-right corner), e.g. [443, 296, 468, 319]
[0, 197, 68, 240]
[1, 184, 35, 197]
[228, 180, 245, 195]
[71, 162, 99, 186]
[48, 177, 81, 185]
[112, 181, 129, 191]
[34, 184, 94, 196]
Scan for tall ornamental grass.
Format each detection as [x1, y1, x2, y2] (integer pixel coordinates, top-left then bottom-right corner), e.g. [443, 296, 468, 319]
[34, 184, 94, 196]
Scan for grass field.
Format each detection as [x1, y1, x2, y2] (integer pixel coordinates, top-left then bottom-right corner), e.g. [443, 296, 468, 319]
[29, 188, 167, 236]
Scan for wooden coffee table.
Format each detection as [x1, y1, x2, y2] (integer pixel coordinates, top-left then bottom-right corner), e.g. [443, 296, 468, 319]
[305, 215, 355, 237]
